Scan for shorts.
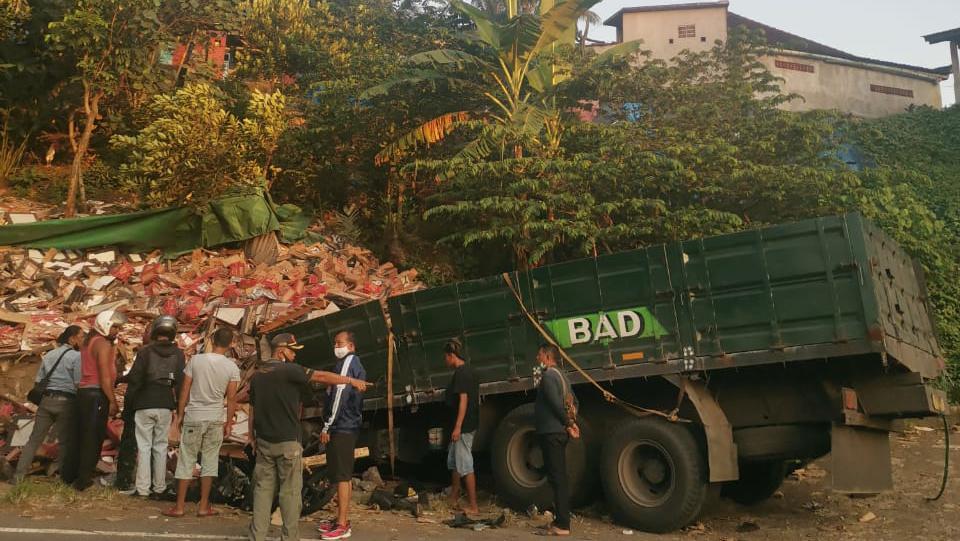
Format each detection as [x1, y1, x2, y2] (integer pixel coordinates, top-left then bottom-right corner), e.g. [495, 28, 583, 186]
[326, 431, 359, 483]
[176, 419, 224, 479]
[447, 431, 475, 476]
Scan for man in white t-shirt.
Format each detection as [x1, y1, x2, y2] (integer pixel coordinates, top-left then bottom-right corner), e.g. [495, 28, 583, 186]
[163, 328, 240, 518]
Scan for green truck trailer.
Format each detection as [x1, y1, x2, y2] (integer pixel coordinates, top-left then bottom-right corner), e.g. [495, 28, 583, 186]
[274, 213, 946, 532]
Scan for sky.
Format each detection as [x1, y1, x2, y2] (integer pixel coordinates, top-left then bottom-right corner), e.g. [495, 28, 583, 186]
[586, 0, 958, 106]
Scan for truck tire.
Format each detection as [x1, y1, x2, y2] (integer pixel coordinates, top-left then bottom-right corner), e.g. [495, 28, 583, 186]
[721, 461, 787, 505]
[490, 403, 596, 510]
[600, 417, 707, 533]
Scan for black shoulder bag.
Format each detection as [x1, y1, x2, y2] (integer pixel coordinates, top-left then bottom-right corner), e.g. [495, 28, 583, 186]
[27, 348, 71, 405]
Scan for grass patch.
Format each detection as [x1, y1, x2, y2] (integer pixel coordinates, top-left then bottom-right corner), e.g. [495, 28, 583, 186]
[4, 478, 118, 507]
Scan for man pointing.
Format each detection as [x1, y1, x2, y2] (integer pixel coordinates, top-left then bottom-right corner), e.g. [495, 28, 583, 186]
[247, 333, 369, 541]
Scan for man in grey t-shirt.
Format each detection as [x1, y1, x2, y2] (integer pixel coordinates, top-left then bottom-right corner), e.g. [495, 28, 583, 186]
[163, 328, 240, 518]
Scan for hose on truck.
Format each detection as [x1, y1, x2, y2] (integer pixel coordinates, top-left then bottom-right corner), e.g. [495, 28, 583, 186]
[502, 273, 688, 423]
[926, 413, 949, 502]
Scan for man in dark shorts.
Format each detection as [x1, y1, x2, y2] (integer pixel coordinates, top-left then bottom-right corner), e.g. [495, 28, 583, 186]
[443, 339, 480, 516]
[317, 331, 367, 541]
[247, 334, 368, 541]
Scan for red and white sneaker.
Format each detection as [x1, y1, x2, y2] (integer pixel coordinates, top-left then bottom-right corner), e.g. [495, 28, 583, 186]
[320, 523, 352, 540]
[316, 520, 336, 534]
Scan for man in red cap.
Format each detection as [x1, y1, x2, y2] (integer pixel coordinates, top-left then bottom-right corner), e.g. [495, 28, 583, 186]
[247, 333, 369, 541]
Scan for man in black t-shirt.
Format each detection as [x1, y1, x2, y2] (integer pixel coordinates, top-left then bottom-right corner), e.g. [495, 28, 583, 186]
[247, 334, 369, 541]
[443, 339, 480, 516]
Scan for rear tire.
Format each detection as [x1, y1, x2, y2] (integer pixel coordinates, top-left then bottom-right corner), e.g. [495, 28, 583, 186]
[490, 403, 596, 510]
[600, 417, 707, 533]
[721, 461, 787, 505]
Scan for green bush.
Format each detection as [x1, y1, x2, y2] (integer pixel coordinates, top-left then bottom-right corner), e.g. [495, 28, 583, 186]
[7, 166, 69, 203]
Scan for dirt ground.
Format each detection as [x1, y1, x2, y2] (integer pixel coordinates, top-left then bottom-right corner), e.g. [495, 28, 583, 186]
[0, 419, 957, 540]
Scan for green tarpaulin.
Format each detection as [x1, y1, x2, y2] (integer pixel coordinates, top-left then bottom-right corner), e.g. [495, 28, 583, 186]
[0, 191, 310, 255]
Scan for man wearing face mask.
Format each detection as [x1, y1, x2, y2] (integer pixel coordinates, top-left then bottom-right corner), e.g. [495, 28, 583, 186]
[248, 333, 369, 541]
[317, 331, 367, 541]
[62, 309, 126, 491]
[14, 325, 85, 483]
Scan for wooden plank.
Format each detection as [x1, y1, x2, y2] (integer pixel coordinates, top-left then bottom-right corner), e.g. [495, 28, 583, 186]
[303, 447, 369, 470]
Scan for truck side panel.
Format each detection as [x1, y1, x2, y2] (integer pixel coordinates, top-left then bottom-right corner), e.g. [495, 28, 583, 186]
[276, 213, 943, 405]
[684, 215, 869, 357]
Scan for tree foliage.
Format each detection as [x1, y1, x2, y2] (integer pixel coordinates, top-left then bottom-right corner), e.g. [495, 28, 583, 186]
[847, 105, 960, 395]
[110, 83, 286, 208]
[2, 0, 957, 391]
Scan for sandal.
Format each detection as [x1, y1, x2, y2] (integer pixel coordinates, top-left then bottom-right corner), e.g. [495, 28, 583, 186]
[162, 508, 185, 518]
[197, 508, 220, 518]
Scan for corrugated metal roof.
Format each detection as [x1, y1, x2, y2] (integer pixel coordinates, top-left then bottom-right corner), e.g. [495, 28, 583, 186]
[729, 13, 946, 77]
[923, 27, 960, 45]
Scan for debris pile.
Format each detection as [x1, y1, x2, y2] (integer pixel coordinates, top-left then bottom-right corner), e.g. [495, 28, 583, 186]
[0, 236, 422, 360]
[0, 196, 424, 480]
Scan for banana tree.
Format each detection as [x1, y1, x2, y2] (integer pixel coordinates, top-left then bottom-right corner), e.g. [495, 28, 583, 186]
[364, 0, 637, 164]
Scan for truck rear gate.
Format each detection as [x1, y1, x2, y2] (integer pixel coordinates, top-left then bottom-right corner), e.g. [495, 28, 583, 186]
[276, 213, 946, 533]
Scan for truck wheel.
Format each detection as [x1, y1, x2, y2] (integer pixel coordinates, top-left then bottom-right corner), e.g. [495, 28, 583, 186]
[600, 417, 707, 533]
[490, 403, 595, 510]
[721, 461, 787, 505]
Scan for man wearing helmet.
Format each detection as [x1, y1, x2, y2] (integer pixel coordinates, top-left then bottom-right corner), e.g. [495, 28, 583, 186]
[61, 309, 127, 491]
[123, 315, 185, 497]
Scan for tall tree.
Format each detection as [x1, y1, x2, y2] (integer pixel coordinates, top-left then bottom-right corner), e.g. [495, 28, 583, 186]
[363, 0, 637, 267]
[45, 0, 166, 216]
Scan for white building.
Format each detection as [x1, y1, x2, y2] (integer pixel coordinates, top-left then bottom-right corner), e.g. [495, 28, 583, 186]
[598, 1, 948, 118]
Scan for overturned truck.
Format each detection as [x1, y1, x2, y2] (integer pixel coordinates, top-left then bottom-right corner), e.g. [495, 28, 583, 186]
[275, 213, 946, 533]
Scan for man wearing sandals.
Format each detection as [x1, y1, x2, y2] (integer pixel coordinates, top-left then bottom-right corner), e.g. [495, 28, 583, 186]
[163, 327, 240, 518]
[247, 333, 370, 541]
[442, 339, 480, 517]
[534, 344, 580, 537]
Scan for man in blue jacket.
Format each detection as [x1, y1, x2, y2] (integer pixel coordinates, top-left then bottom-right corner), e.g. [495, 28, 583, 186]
[317, 331, 366, 541]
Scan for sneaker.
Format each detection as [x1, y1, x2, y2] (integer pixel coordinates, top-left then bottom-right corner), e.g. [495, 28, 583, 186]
[320, 524, 352, 540]
[316, 520, 336, 534]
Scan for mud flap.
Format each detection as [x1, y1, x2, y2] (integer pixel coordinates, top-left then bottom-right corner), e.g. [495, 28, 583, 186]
[665, 375, 739, 482]
[830, 424, 892, 494]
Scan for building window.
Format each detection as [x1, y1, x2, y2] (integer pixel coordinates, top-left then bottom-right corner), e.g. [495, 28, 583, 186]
[870, 84, 914, 98]
[678, 24, 696, 39]
[775, 59, 815, 73]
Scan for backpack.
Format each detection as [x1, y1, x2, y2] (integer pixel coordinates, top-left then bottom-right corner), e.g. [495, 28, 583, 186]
[144, 343, 181, 387]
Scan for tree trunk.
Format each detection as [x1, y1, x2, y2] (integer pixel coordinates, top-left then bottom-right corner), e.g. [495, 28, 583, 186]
[65, 86, 102, 218]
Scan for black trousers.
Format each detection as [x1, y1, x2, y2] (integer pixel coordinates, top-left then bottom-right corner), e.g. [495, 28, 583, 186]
[61, 388, 109, 489]
[114, 407, 138, 488]
[538, 432, 570, 531]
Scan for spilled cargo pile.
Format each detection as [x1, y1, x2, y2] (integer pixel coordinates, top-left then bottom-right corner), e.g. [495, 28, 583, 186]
[0, 195, 424, 483]
[0, 239, 422, 360]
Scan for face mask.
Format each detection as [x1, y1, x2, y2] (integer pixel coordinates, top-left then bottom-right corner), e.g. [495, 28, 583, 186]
[334, 346, 350, 359]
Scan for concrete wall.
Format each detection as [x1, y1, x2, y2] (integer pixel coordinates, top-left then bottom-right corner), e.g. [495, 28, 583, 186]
[619, 6, 728, 60]
[761, 53, 943, 118]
